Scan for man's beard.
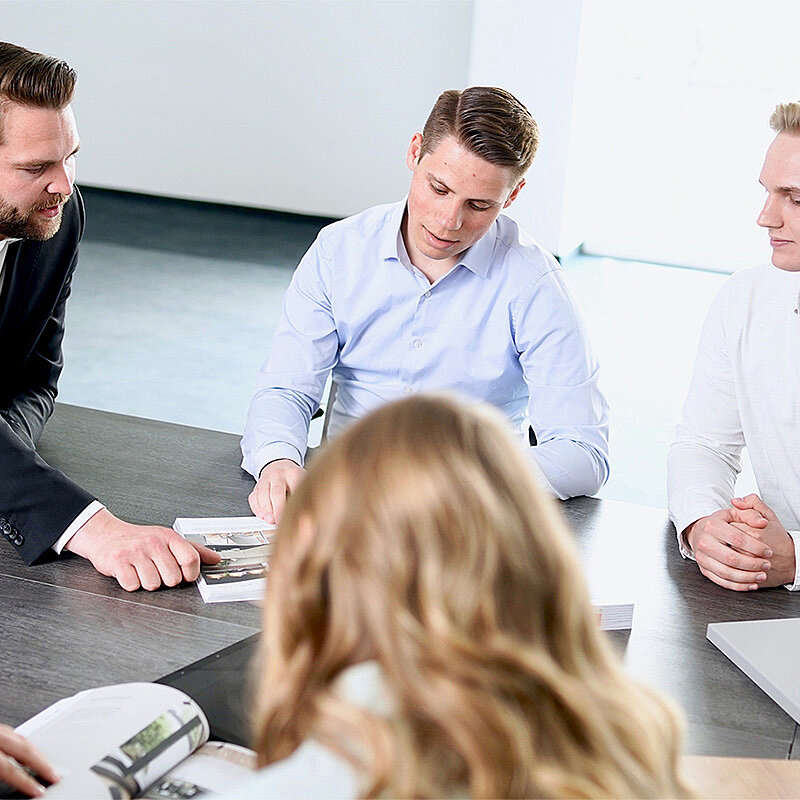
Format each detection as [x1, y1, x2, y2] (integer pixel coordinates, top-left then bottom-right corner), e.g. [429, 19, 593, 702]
[0, 193, 70, 240]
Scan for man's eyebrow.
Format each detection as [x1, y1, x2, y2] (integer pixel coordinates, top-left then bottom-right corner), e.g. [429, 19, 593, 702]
[759, 179, 800, 193]
[12, 143, 80, 169]
[426, 171, 500, 206]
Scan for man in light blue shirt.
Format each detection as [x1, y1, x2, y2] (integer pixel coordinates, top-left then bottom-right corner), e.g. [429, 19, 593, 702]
[242, 87, 609, 522]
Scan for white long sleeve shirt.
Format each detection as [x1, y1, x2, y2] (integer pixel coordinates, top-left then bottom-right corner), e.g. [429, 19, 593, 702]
[667, 263, 800, 588]
[241, 200, 609, 499]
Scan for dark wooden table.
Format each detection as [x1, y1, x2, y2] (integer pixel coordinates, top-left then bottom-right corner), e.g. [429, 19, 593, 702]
[3, 404, 799, 758]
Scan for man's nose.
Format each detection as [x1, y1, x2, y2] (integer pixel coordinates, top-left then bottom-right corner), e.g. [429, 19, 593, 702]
[435, 199, 463, 231]
[757, 193, 781, 229]
[47, 162, 74, 198]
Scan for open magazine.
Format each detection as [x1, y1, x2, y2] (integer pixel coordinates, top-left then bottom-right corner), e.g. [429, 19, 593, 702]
[16, 683, 254, 798]
[174, 516, 276, 603]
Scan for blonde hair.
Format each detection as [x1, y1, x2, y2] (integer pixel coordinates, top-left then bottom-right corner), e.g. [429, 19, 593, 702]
[770, 101, 800, 133]
[253, 395, 691, 798]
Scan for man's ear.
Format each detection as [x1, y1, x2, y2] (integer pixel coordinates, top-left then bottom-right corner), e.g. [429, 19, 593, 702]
[406, 132, 424, 171]
[503, 178, 526, 208]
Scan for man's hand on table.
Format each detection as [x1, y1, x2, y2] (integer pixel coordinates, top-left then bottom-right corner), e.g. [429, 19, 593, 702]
[685, 494, 795, 591]
[0, 724, 59, 797]
[729, 494, 796, 588]
[248, 459, 306, 524]
[64, 509, 221, 592]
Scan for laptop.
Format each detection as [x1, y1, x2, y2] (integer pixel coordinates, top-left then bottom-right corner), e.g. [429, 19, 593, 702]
[707, 617, 800, 723]
[157, 633, 260, 747]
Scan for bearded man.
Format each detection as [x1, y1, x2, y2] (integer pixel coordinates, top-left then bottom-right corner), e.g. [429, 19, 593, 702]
[0, 41, 218, 589]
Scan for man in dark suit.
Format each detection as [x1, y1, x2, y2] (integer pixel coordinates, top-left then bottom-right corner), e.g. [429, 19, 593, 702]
[0, 41, 218, 591]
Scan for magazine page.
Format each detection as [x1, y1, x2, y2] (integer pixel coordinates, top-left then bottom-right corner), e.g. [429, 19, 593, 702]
[144, 742, 256, 798]
[174, 517, 276, 603]
[197, 544, 270, 603]
[17, 683, 209, 799]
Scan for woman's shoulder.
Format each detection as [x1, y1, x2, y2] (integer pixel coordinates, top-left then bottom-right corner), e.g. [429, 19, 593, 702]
[219, 738, 359, 800]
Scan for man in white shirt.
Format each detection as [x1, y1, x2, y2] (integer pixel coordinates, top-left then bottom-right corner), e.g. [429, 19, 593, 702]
[243, 87, 609, 522]
[668, 101, 800, 591]
[0, 41, 218, 590]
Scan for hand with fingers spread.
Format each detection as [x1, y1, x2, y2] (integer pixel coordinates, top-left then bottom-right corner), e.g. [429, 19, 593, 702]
[248, 459, 306, 524]
[63, 509, 221, 592]
[0, 724, 59, 797]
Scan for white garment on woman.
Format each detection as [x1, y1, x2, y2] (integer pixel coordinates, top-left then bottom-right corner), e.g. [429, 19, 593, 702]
[219, 661, 392, 799]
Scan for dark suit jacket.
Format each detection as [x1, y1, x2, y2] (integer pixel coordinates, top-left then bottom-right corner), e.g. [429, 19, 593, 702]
[0, 188, 96, 564]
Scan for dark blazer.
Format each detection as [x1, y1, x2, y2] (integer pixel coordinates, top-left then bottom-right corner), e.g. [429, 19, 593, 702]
[0, 188, 95, 564]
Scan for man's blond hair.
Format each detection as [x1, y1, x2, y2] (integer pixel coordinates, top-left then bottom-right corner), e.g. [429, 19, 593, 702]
[770, 102, 800, 133]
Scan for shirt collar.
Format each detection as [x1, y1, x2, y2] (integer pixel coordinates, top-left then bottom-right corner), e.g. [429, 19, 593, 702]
[378, 198, 409, 263]
[0, 236, 20, 265]
[333, 660, 395, 716]
[378, 198, 497, 279]
[456, 219, 497, 278]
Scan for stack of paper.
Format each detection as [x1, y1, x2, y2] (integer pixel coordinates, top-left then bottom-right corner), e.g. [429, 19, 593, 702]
[593, 600, 635, 631]
[174, 516, 276, 603]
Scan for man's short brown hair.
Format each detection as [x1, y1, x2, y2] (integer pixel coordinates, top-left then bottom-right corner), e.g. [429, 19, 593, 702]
[0, 41, 76, 142]
[770, 101, 800, 134]
[419, 87, 539, 182]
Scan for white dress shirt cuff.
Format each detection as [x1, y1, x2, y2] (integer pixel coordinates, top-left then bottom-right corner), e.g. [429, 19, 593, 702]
[676, 524, 696, 561]
[51, 500, 106, 554]
[670, 509, 697, 560]
[783, 530, 800, 591]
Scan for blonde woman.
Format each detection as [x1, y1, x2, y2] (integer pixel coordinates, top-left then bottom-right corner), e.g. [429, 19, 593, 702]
[239, 395, 691, 799]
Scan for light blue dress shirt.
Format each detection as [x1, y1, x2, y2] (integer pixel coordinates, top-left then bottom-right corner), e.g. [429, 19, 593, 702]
[241, 200, 609, 498]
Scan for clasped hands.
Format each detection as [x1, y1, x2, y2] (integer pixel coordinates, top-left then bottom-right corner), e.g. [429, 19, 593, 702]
[686, 494, 796, 591]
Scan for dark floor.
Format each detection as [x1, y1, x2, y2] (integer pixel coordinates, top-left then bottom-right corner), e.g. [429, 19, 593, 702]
[80, 186, 334, 266]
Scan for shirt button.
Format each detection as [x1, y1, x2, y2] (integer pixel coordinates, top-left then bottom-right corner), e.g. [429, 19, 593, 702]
[424, 291, 431, 298]
[403, 386, 413, 395]
[413, 339, 423, 349]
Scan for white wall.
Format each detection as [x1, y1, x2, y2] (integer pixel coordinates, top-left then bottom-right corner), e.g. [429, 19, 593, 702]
[468, 0, 584, 254]
[3, 1, 582, 252]
[573, 0, 800, 272]
[2, 0, 472, 218]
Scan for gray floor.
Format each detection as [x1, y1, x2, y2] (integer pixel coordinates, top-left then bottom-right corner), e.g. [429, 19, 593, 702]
[59, 189, 758, 509]
[62, 240, 291, 434]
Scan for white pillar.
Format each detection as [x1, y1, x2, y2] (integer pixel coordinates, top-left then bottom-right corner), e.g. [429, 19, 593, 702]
[467, 0, 584, 256]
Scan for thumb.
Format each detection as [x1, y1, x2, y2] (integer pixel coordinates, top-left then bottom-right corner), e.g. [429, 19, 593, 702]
[732, 494, 776, 520]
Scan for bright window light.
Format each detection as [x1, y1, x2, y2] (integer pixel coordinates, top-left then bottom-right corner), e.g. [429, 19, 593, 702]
[573, 0, 800, 272]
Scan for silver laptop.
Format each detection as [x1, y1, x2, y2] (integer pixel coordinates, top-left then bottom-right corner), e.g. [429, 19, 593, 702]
[707, 618, 800, 723]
